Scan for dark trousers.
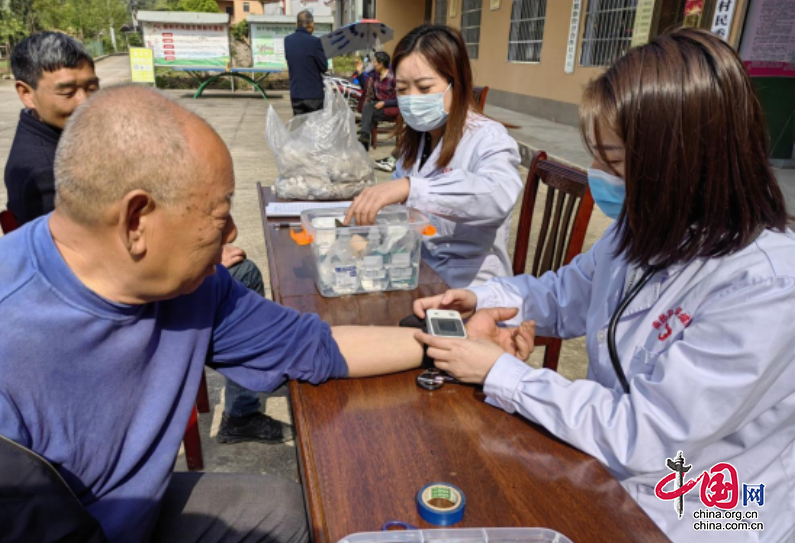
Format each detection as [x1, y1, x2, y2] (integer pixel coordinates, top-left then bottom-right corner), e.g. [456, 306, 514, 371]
[359, 101, 389, 144]
[151, 472, 309, 543]
[291, 98, 324, 117]
[225, 260, 266, 418]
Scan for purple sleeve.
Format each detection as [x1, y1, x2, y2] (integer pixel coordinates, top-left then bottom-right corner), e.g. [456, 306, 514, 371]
[208, 267, 348, 392]
[380, 75, 397, 107]
[0, 392, 31, 447]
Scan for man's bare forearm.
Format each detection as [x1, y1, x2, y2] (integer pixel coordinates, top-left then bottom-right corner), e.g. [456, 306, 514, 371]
[332, 326, 424, 378]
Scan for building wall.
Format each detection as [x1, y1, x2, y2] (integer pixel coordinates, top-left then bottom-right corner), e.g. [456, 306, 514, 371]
[217, 0, 235, 17]
[428, 0, 607, 124]
[376, 0, 426, 56]
[235, 0, 265, 23]
[216, 0, 265, 23]
[381, 0, 758, 126]
[264, 0, 335, 17]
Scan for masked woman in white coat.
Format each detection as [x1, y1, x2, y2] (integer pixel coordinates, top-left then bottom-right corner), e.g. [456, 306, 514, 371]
[344, 25, 523, 288]
[413, 29, 794, 543]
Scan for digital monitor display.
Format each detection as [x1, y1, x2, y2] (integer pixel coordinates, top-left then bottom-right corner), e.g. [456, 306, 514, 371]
[433, 318, 464, 337]
[438, 319, 459, 333]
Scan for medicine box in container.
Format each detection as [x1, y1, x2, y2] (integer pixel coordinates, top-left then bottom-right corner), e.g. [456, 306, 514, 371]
[337, 528, 574, 543]
[300, 206, 432, 298]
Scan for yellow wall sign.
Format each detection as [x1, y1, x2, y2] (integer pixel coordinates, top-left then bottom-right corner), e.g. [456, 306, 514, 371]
[129, 47, 155, 84]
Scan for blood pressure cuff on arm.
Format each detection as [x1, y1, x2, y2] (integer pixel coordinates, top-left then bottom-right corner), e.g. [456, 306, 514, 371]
[399, 315, 435, 369]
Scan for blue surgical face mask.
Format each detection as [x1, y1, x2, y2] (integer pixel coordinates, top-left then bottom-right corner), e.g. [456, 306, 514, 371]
[397, 83, 451, 132]
[587, 167, 625, 220]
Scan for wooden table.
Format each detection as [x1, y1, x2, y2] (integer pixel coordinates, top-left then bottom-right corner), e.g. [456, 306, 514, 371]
[257, 185, 668, 543]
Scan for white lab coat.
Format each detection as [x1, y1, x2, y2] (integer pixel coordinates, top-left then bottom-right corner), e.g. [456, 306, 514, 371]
[469, 226, 795, 543]
[393, 112, 522, 288]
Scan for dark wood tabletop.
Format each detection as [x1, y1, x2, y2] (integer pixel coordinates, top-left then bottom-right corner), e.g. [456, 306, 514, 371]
[256, 184, 669, 543]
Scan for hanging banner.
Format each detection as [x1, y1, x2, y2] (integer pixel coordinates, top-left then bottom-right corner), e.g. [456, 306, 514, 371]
[564, 0, 583, 74]
[142, 22, 230, 67]
[710, 0, 739, 41]
[630, 0, 657, 47]
[739, 0, 795, 77]
[683, 0, 705, 27]
[129, 47, 155, 83]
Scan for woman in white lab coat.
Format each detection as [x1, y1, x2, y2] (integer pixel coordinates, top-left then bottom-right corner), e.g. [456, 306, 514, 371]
[414, 29, 794, 542]
[344, 25, 523, 288]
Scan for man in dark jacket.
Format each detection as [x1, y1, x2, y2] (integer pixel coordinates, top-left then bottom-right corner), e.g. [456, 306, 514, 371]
[4, 32, 98, 226]
[284, 10, 328, 116]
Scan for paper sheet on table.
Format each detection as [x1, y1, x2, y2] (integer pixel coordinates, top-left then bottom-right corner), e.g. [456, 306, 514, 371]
[265, 201, 352, 218]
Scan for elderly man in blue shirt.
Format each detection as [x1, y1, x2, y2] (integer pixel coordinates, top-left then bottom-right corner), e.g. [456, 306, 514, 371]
[0, 85, 532, 543]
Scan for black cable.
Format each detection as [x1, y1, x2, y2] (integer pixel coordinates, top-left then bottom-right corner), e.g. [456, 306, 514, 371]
[607, 265, 663, 394]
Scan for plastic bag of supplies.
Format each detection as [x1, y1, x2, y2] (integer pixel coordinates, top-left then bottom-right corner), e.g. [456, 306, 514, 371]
[266, 82, 375, 200]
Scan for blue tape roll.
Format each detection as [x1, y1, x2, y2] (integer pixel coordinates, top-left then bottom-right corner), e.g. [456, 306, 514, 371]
[416, 482, 466, 526]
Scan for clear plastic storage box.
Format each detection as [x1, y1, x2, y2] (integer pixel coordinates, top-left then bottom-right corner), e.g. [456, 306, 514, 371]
[300, 206, 432, 298]
[337, 528, 574, 543]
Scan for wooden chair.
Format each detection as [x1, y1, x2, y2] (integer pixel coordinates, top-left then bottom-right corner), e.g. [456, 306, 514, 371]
[183, 372, 209, 471]
[513, 151, 595, 372]
[473, 85, 490, 112]
[1, 209, 19, 235]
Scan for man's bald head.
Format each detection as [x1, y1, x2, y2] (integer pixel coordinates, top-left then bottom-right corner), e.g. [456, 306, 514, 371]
[54, 84, 227, 225]
[297, 10, 314, 30]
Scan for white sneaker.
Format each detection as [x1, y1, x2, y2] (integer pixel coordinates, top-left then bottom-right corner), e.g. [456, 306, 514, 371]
[374, 156, 397, 172]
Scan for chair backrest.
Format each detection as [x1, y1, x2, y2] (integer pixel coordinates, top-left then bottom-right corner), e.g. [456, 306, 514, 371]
[513, 151, 595, 277]
[473, 86, 489, 111]
[0, 434, 109, 542]
[0, 210, 19, 235]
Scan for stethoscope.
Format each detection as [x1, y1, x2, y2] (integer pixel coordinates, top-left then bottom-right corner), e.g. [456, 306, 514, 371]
[608, 265, 662, 394]
[414, 265, 662, 394]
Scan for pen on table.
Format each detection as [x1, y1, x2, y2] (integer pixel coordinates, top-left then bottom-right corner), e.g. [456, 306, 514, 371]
[270, 222, 302, 229]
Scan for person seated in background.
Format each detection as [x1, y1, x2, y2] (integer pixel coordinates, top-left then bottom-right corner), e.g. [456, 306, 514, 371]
[356, 51, 398, 152]
[3, 32, 275, 448]
[215, 228, 297, 446]
[0, 84, 533, 543]
[285, 10, 328, 116]
[4, 31, 98, 226]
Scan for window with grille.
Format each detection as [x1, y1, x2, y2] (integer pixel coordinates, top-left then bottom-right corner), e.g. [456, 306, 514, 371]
[435, 0, 447, 25]
[507, 0, 547, 63]
[580, 0, 637, 67]
[461, 0, 482, 59]
[363, 0, 377, 19]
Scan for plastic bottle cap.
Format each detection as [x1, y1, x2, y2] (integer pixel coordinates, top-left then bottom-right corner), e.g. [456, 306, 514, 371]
[290, 227, 313, 246]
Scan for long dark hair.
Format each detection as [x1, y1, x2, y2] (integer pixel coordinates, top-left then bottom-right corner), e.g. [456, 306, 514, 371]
[580, 27, 790, 267]
[392, 25, 478, 170]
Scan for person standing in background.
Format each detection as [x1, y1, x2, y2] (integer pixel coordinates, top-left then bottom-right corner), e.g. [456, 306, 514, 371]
[4, 32, 98, 226]
[285, 10, 328, 116]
